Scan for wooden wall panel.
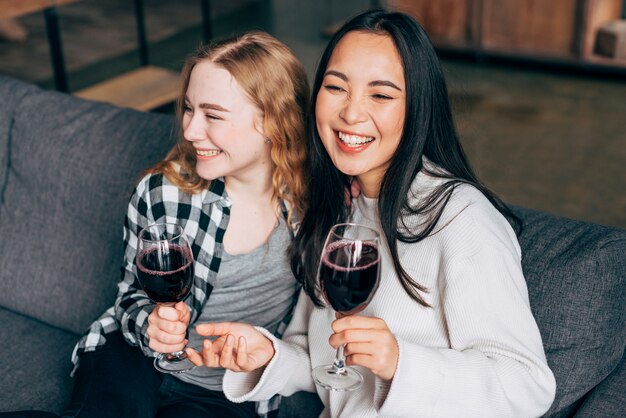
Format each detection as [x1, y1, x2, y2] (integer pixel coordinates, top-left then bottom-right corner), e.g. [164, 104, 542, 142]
[388, 0, 625, 68]
[481, 0, 579, 57]
[387, 0, 478, 47]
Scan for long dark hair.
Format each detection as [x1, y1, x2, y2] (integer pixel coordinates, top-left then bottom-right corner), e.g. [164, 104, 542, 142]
[290, 9, 521, 307]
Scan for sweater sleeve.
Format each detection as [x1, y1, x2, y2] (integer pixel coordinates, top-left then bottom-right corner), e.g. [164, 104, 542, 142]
[223, 289, 318, 402]
[377, 207, 556, 417]
[114, 175, 157, 356]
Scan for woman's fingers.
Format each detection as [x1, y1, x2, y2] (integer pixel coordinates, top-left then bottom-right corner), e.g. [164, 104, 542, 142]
[219, 334, 236, 368]
[331, 315, 386, 333]
[236, 336, 248, 369]
[148, 337, 188, 354]
[181, 336, 252, 372]
[185, 347, 205, 366]
[151, 316, 188, 335]
[200, 339, 221, 367]
[329, 328, 381, 348]
[156, 304, 180, 321]
[328, 316, 399, 381]
[146, 313, 188, 353]
[195, 322, 241, 337]
[185, 339, 228, 369]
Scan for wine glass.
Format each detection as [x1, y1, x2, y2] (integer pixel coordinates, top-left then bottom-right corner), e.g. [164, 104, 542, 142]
[312, 223, 381, 391]
[136, 222, 195, 374]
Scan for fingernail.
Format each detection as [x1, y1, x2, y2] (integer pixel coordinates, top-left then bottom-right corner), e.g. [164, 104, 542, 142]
[226, 334, 234, 345]
[203, 340, 210, 349]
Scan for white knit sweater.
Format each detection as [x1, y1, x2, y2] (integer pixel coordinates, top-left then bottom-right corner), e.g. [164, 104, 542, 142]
[223, 170, 556, 417]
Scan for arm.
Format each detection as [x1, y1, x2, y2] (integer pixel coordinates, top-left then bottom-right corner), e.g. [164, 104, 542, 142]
[377, 215, 556, 417]
[199, 290, 318, 402]
[113, 176, 157, 355]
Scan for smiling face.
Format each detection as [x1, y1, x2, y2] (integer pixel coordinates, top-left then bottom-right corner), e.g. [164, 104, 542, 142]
[182, 61, 270, 182]
[315, 31, 406, 197]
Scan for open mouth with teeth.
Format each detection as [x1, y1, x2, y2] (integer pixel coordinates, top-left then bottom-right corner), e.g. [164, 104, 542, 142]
[337, 131, 375, 152]
[196, 149, 221, 159]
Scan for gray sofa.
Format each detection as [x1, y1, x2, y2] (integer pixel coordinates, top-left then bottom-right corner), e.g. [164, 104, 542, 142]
[0, 75, 624, 417]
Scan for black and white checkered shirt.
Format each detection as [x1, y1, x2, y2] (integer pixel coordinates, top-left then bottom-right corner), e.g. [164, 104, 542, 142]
[71, 172, 295, 416]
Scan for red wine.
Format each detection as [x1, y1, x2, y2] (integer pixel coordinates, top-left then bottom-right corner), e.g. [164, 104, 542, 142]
[320, 241, 380, 315]
[136, 244, 194, 303]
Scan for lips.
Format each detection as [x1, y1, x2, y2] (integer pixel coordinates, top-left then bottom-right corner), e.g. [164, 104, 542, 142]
[336, 131, 374, 153]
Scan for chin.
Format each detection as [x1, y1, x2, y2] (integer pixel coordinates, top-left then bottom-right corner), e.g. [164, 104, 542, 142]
[196, 168, 222, 181]
[332, 159, 367, 177]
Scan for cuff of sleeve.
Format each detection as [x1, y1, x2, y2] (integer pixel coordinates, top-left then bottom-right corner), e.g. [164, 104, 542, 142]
[139, 313, 157, 357]
[377, 339, 444, 417]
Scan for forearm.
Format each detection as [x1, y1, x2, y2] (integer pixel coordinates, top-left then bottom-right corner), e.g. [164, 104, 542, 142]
[377, 338, 555, 417]
[114, 269, 155, 355]
[223, 327, 316, 402]
[223, 292, 317, 402]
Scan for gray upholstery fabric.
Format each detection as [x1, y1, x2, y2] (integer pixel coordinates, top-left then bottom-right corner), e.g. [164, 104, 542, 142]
[0, 77, 38, 198]
[511, 206, 626, 417]
[0, 76, 177, 334]
[0, 307, 79, 414]
[575, 351, 625, 417]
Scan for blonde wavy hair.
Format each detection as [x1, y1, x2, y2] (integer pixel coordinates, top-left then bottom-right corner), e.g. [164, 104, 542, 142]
[149, 31, 310, 224]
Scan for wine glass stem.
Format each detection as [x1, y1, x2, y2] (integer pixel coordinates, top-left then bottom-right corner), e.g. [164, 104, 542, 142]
[170, 350, 185, 359]
[332, 345, 348, 375]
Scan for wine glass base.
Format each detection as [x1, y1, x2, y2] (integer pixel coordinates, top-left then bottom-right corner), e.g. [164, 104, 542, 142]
[312, 365, 363, 391]
[154, 352, 195, 374]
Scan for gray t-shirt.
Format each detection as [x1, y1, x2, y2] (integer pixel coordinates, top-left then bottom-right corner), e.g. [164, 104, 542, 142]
[175, 217, 297, 391]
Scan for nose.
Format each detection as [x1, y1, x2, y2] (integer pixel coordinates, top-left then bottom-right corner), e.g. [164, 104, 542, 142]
[183, 112, 206, 142]
[339, 95, 368, 125]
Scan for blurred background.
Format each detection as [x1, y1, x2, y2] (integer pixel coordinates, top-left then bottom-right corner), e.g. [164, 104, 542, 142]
[0, 0, 624, 229]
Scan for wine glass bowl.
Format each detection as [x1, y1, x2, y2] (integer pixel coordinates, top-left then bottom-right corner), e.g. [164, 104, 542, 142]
[136, 222, 195, 374]
[320, 238, 380, 316]
[312, 223, 381, 391]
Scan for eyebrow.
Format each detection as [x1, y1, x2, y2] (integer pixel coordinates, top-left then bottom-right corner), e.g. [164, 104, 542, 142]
[184, 97, 230, 112]
[324, 70, 402, 92]
[199, 103, 230, 112]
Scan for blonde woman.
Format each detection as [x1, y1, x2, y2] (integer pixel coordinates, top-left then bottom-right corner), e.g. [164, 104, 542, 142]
[63, 32, 309, 418]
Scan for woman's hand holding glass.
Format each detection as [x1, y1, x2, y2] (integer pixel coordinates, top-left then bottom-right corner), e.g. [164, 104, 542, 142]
[185, 322, 275, 372]
[329, 315, 399, 382]
[147, 301, 190, 354]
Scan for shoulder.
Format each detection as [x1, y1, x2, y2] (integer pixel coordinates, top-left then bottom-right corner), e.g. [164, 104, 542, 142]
[135, 172, 163, 195]
[132, 172, 196, 208]
[406, 169, 519, 258]
[442, 184, 520, 259]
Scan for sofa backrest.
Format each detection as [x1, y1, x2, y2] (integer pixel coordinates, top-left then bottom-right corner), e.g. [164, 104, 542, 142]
[0, 76, 177, 335]
[512, 206, 625, 417]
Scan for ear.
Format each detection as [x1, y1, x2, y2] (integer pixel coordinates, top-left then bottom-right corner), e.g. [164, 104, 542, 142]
[253, 113, 266, 137]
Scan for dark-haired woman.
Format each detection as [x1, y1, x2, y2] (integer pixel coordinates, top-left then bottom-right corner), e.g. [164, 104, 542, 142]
[189, 10, 556, 417]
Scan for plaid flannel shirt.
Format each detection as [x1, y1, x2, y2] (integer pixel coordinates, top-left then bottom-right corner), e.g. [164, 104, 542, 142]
[71, 172, 296, 417]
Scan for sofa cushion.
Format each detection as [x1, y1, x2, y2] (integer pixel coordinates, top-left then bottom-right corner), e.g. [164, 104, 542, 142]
[0, 76, 39, 197]
[575, 350, 625, 417]
[512, 206, 626, 417]
[0, 77, 177, 334]
[0, 307, 80, 414]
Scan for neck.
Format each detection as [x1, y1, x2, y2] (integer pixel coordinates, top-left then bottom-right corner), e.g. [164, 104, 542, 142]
[224, 169, 274, 203]
[357, 172, 383, 198]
